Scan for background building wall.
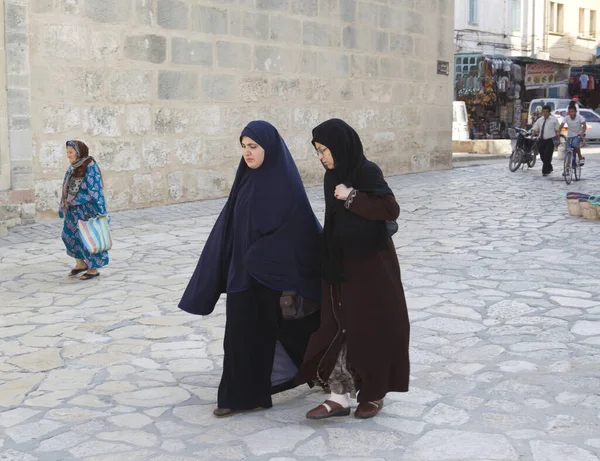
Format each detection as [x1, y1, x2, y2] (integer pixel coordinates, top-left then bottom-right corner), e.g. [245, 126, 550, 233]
[3, 0, 454, 222]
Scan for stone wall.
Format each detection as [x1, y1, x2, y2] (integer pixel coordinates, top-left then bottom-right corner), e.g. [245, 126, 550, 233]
[4, 0, 454, 221]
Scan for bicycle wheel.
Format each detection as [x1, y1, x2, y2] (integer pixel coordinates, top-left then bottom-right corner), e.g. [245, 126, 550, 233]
[563, 151, 573, 185]
[509, 148, 523, 172]
[527, 151, 537, 168]
[574, 156, 581, 181]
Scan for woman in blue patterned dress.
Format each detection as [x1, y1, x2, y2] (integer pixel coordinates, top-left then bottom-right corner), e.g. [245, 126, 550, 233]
[59, 140, 109, 280]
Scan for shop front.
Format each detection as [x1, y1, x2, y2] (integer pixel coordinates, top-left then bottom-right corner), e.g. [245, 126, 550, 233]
[454, 54, 525, 140]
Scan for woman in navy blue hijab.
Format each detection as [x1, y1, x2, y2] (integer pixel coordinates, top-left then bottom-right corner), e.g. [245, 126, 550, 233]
[179, 121, 322, 417]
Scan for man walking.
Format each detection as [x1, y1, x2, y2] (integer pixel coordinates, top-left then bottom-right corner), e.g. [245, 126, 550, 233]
[532, 105, 561, 177]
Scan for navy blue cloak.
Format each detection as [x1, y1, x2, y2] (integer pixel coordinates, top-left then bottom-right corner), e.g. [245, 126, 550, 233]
[179, 121, 322, 316]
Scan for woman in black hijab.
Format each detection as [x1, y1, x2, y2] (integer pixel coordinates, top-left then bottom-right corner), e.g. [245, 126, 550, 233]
[179, 121, 322, 417]
[296, 119, 410, 420]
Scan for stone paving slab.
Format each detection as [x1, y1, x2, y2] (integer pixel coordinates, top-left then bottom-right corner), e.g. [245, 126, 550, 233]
[1, 159, 599, 460]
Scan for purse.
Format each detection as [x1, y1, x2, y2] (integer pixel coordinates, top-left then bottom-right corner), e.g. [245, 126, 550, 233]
[77, 215, 112, 254]
[386, 220, 398, 237]
[280, 291, 320, 320]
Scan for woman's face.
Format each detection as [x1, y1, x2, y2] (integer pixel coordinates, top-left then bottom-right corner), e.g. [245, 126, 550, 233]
[314, 142, 335, 169]
[66, 146, 78, 164]
[241, 136, 265, 169]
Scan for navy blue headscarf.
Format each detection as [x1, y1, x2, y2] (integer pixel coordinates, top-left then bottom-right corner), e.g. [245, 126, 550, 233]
[179, 121, 322, 316]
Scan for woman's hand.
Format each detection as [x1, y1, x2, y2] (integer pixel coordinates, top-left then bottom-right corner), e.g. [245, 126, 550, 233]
[334, 184, 353, 201]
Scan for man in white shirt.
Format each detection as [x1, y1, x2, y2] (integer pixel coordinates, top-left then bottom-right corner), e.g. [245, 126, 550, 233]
[532, 105, 561, 176]
[559, 104, 586, 166]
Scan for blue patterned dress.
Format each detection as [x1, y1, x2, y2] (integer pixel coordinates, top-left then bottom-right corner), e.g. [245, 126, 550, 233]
[59, 163, 109, 269]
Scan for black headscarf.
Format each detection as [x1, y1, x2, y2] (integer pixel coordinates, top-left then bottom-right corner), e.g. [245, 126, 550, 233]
[312, 119, 393, 284]
[179, 121, 322, 315]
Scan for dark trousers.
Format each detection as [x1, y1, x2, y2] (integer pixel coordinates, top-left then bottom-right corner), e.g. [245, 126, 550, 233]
[539, 138, 555, 175]
[219, 284, 280, 411]
[218, 284, 320, 410]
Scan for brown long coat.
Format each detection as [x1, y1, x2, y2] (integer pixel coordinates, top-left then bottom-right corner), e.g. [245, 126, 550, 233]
[296, 192, 410, 402]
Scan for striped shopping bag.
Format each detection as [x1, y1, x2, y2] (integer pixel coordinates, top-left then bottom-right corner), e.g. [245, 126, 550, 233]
[77, 215, 112, 254]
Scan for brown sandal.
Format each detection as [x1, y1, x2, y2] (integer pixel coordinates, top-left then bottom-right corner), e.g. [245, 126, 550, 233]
[355, 399, 384, 419]
[306, 400, 351, 420]
[213, 407, 265, 418]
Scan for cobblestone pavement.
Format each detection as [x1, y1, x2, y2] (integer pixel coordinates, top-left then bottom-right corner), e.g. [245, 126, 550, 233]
[1, 158, 600, 461]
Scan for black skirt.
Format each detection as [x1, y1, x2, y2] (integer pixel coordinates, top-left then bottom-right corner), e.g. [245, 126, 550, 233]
[217, 283, 319, 410]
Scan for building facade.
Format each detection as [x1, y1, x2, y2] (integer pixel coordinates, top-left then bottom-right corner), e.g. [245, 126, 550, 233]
[0, 0, 454, 229]
[455, 0, 600, 64]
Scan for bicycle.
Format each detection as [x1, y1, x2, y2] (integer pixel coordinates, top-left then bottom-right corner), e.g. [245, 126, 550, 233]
[562, 136, 583, 185]
[509, 127, 538, 172]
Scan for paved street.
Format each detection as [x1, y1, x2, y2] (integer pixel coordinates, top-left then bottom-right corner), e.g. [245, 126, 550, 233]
[1, 157, 600, 461]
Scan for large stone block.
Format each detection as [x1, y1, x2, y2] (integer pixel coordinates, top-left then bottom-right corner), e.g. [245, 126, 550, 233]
[292, 108, 320, 131]
[292, 0, 317, 16]
[31, 0, 54, 14]
[190, 106, 221, 135]
[132, 173, 165, 204]
[35, 179, 63, 211]
[6, 3, 27, 31]
[168, 171, 184, 201]
[257, 107, 291, 131]
[201, 75, 236, 102]
[91, 31, 121, 60]
[221, 107, 260, 135]
[243, 12, 269, 41]
[94, 141, 141, 172]
[256, 0, 289, 12]
[59, 0, 82, 15]
[340, 0, 357, 22]
[10, 116, 31, 131]
[39, 25, 88, 59]
[189, 170, 229, 200]
[39, 141, 67, 169]
[157, 0, 188, 30]
[373, 31, 389, 53]
[11, 163, 34, 190]
[86, 0, 132, 23]
[405, 11, 424, 34]
[402, 58, 425, 80]
[136, 0, 155, 25]
[154, 108, 189, 134]
[72, 69, 104, 102]
[158, 72, 199, 100]
[124, 35, 167, 64]
[255, 46, 315, 74]
[217, 41, 251, 69]
[343, 27, 370, 50]
[381, 57, 403, 78]
[42, 105, 81, 134]
[203, 138, 241, 167]
[239, 77, 269, 103]
[127, 105, 152, 135]
[319, 0, 338, 16]
[271, 78, 301, 101]
[172, 38, 213, 67]
[317, 52, 349, 77]
[109, 71, 152, 103]
[303, 22, 334, 47]
[6, 42, 29, 76]
[7, 89, 30, 116]
[380, 6, 403, 29]
[191, 6, 228, 34]
[304, 79, 333, 102]
[362, 82, 393, 103]
[269, 16, 301, 43]
[104, 181, 132, 211]
[390, 34, 414, 55]
[358, 2, 378, 26]
[175, 138, 202, 165]
[350, 55, 379, 78]
[9, 129, 34, 161]
[142, 140, 170, 168]
[83, 106, 124, 137]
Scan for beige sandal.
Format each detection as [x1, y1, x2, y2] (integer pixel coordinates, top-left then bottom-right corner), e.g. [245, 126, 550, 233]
[306, 400, 351, 420]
